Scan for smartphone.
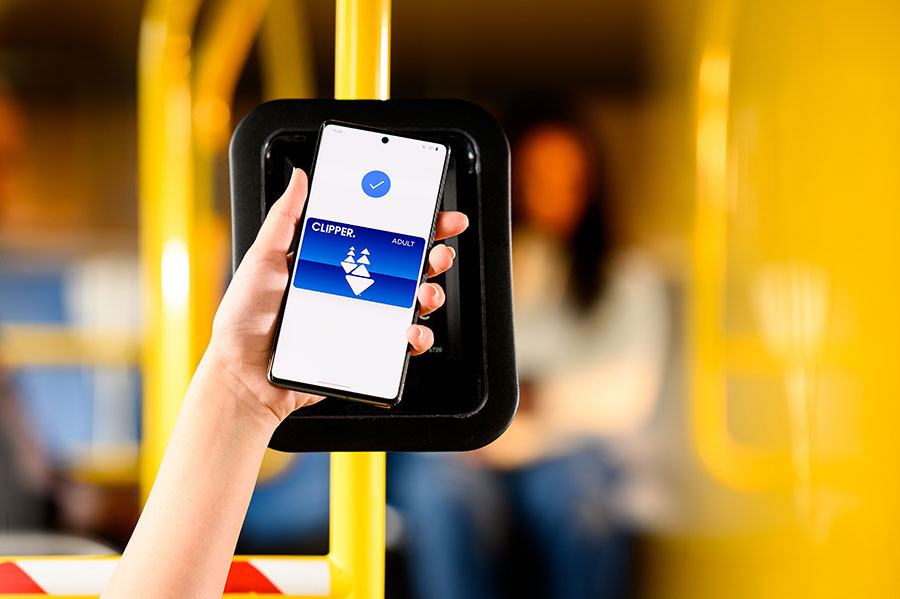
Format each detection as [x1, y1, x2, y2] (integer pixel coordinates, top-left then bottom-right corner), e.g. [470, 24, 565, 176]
[268, 121, 451, 407]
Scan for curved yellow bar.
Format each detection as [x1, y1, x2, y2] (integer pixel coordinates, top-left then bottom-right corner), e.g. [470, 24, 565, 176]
[193, 0, 270, 154]
[690, 0, 793, 491]
[259, 0, 317, 102]
[191, 0, 270, 370]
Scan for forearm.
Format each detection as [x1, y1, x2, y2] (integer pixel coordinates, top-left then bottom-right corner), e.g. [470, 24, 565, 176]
[103, 354, 279, 599]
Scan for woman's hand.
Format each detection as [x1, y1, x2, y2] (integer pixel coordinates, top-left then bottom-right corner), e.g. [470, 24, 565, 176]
[206, 168, 468, 423]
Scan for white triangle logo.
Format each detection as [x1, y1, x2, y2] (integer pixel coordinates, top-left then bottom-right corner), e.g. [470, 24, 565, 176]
[345, 275, 374, 295]
[341, 244, 374, 295]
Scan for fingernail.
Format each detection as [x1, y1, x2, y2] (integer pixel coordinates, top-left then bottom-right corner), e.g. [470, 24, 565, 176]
[448, 246, 457, 260]
[414, 326, 425, 340]
[428, 284, 439, 299]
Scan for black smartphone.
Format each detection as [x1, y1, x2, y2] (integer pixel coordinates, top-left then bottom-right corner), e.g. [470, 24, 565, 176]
[268, 121, 451, 407]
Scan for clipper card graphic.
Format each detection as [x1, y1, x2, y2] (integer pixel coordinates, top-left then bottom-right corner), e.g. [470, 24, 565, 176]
[293, 218, 427, 308]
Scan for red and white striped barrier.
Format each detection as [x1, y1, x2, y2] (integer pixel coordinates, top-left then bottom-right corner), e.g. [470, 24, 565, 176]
[0, 557, 331, 596]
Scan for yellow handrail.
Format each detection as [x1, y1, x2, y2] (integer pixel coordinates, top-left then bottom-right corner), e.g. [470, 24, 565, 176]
[334, 0, 391, 101]
[329, 2, 391, 598]
[137, 0, 203, 502]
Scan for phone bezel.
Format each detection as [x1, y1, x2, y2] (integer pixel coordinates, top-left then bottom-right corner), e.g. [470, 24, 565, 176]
[266, 120, 451, 408]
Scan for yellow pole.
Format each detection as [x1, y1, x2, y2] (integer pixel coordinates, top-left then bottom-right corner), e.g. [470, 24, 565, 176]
[334, 0, 391, 101]
[137, 0, 203, 501]
[330, 2, 391, 597]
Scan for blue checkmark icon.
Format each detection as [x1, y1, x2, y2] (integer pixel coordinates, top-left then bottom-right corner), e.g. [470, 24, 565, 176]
[362, 170, 391, 198]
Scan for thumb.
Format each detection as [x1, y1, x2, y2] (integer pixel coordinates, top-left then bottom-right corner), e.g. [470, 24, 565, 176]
[249, 168, 309, 260]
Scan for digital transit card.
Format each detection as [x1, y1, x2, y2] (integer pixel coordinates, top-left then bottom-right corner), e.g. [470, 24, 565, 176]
[293, 217, 427, 309]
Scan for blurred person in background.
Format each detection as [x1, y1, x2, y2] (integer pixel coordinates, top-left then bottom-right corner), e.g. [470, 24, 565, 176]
[389, 98, 670, 599]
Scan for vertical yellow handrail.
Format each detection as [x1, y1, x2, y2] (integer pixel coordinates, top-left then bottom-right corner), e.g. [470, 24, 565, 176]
[137, 0, 203, 501]
[334, 0, 391, 101]
[330, 2, 391, 598]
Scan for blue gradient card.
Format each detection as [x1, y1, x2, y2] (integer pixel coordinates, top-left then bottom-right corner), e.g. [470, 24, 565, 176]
[293, 218, 427, 308]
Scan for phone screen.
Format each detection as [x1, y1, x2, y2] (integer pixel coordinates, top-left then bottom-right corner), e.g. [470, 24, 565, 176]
[269, 123, 450, 403]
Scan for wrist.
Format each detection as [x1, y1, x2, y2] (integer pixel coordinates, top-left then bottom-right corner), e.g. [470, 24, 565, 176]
[188, 350, 282, 437]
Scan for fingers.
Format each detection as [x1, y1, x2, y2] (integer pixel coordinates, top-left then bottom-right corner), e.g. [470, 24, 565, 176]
[406, 324, 434, 356]
[435, 211, 469, 241]
[417, 282, 445, 317]
[248, 168, 308, 262]
[426, 244, 455, 278]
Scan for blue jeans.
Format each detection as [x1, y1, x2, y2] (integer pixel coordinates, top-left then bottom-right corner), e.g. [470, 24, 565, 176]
[387, 447, 632, 599]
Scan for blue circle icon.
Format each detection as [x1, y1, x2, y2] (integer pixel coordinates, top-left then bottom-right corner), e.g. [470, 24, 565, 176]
[362, 170, 391, 198]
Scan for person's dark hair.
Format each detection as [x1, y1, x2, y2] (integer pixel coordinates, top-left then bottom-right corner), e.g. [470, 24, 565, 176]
[505, 94, 615, 311]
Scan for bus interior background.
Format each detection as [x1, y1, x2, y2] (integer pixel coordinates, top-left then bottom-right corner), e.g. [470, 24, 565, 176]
[2, 0, 900, 597]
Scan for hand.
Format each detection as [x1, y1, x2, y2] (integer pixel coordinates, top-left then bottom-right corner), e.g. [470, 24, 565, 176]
[206, 168, 469, 423]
